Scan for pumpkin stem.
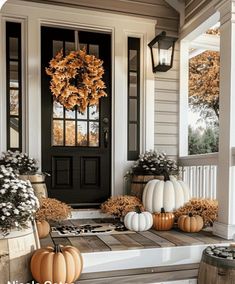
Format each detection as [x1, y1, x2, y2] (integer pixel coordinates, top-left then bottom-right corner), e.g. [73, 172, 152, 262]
[161, 208, 165, 213]
[135, 206, 142, 214]
[163, 171, 170, 181]
[54, 244, 62, 253]
[189, 213, 193, 217]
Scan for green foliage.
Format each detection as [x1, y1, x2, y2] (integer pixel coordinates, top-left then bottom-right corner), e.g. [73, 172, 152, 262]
[188, 126, 219, 155]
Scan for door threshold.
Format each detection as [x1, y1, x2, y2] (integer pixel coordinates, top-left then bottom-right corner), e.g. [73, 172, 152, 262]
[70, 208, 113, 220]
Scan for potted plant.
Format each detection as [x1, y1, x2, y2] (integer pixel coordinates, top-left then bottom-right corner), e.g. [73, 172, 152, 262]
[126, 150, 179, 199]
[0, 165, 40, 282]
[35, 197, 72, 238]
[0, 150, 48, 199]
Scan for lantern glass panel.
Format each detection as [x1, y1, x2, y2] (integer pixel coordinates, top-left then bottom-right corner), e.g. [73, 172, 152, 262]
[151, 42, 159, 66]
[159, 46, 172, 66]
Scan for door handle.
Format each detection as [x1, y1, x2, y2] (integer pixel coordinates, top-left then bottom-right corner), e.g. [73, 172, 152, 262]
[103, 127, 109, 148]
[102, 117, 109, 148]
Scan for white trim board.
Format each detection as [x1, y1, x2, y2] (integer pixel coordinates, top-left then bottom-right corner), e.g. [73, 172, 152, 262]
[81, 242, 230, 273]
[0, 0, 156, 197]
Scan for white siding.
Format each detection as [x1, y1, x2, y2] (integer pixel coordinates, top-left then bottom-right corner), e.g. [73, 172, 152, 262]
[154, 43, 179, 160]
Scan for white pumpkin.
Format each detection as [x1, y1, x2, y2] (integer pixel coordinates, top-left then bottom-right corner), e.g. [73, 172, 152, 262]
[124, 210, 153, 232]
[142, 178, 190, 213]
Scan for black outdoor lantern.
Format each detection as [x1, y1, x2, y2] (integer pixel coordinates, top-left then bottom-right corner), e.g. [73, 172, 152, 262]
[148, 31, 178, 72]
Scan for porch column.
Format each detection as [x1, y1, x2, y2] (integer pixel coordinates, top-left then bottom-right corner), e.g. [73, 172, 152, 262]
[213, 0, 235, 239]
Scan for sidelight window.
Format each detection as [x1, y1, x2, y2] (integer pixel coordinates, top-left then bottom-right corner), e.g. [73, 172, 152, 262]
[6, 22, 22, 151]
[127, 37, 140, 160]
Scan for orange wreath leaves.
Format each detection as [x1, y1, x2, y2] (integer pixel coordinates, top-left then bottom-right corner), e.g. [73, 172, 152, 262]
[46, 49, 107, 112]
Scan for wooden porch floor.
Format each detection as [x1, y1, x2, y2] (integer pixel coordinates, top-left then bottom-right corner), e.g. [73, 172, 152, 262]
[40, 218, 231, 283]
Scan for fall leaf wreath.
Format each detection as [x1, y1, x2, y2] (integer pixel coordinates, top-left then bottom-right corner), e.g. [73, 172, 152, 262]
[46, 49, 107, 112]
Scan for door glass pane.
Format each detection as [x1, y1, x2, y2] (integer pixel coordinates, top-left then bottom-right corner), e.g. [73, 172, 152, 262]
[129, 99, 137, 121]
[53, 101, 64, 118]
[10, 61, 19, 84]
[66, 109, 75, 119]
[129, 124, 137, 151]
[89, 104, 99, 120]
[65, 41, 75, 54]
[79, 43, 87, 51]
[53, 120, 64, 146]
[10, 117, 19, 148]
[65, 120, 75, 146]
[89, 122, 99, 147]
[130, 72, 137, 84]
[9, 37, 18, 59]
[129, 83, 137, 97]
[129, 50, 137, 71]
[77, 121, 88, 146]
[53, 40, 63, 56]
[89, 44, 99, 57]
[77, 108, 87, 120]
[10, 81, 19, 88]
[10, 89, 19, 115]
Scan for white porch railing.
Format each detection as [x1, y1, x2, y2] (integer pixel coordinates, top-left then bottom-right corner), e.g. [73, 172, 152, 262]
[179, 153, 218, 199]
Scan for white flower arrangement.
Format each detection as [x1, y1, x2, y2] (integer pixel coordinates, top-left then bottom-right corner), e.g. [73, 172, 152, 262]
[0, 150, 38, 175]
[126, 150, 178, 179]
[0, 165, 39, 234]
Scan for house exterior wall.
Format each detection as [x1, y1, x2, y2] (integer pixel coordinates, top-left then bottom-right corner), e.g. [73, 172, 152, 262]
[0, 0, 180, 195]
[154, 44, 179, 160]
[22, 0, 179, 26]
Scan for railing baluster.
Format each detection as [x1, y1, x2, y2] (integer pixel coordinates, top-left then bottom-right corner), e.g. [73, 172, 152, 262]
[179, 153, 218, 200]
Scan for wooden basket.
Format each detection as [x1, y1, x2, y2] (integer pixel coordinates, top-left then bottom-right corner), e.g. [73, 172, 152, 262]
[19, 173, 48, 199]
[130, 175, 164, 199]
[0, 222, 40, 283]
[198, 247, 235, 284]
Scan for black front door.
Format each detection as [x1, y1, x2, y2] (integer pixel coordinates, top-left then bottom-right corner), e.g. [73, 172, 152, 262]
[41, 26, 111, 206]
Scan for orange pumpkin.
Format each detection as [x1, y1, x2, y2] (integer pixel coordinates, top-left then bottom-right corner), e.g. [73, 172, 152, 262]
[36, 220, 50, 239]
[30, 244, 83, 284]
[152, 208, 174, 231]
[178, 213, 203, 232]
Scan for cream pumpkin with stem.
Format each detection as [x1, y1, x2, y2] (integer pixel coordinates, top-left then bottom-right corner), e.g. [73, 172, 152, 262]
[142, 172, 190, 213]
[124, 206, 153, 232]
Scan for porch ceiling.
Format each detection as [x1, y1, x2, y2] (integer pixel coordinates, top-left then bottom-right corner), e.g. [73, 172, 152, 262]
[19, 0, 179, 21]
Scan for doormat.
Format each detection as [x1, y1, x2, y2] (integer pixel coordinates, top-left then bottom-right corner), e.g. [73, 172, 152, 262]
[51, 223, 134, 237]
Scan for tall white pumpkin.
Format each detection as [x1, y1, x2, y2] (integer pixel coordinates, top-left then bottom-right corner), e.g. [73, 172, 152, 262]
[142, 178, 190, 213]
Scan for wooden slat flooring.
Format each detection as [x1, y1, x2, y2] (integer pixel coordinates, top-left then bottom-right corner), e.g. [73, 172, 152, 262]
[139, 230, 175, 247]
[152, 229, 204, 246]
[40, 218, 231, 253]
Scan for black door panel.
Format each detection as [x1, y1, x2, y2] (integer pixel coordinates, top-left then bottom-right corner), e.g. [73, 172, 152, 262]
[41, 26, 111, 206]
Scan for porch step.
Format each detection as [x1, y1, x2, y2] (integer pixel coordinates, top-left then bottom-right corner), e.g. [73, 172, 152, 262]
[40, 218, 231, 282]
[76, 263, 198, 284]
[70, 209, 112, 220]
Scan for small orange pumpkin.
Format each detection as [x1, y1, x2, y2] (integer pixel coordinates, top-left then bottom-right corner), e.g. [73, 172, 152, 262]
[36, 220, 50, 239]
[178, 213, 203, 232]
[152, 208, 174, 231]
[30, 244, 83, 284]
